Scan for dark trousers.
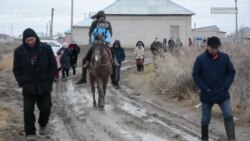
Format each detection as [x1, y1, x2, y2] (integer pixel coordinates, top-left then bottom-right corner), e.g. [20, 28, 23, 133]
[136, 59, 144, 72]
[86, 47, 93, 62]
[71, 65, 76, 75]
[23, 94, 52, 136]
[62, 68, 69, 78]
[111, 65, 121, 86]
[137, 64, 143, 72]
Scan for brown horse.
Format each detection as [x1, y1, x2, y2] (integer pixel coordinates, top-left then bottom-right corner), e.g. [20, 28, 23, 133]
[88, 34, 112, 110]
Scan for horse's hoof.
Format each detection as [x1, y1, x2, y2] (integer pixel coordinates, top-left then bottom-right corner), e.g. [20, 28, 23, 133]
[98, 105, 105, 111]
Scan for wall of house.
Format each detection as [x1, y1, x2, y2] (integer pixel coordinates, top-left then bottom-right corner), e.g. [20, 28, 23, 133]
[64, 33, 71, 45]
[191, 30, 226, 40]
[106, 15, 192, 48]
[72, 27, 89, 45]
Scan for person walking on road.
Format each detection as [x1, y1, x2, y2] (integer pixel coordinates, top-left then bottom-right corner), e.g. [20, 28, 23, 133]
[69, 41, 80, 76]
[57, 43, 72, 81]
[192, 36, 236, 141]
[110, 40, 126, 89]
[134, 41, 145, 73]
[13, 28, 57, 141]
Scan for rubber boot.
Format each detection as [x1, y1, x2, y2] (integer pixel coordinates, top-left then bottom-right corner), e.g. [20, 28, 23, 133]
[76, 67, 87, 84]
[224, 120, 236, 141]
[201, 125, 209, 141]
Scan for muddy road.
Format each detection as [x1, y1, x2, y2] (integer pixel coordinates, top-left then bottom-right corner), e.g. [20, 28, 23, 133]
[0, 48, 250, 141]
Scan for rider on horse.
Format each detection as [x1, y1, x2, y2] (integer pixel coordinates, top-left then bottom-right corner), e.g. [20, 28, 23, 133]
[76, 11, 114, 84]
[84, 17, 112, 64]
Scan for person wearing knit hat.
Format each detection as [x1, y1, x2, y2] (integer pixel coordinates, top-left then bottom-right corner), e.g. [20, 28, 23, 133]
[192, 36, 236, 141]
[13, 28, 57, 140]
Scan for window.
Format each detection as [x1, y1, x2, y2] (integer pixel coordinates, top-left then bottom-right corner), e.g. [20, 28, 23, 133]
[170, 26, 179, 39]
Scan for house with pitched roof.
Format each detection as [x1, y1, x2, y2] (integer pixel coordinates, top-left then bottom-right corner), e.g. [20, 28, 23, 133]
[69, 0, 195, 47]
[192, 25, 226, 41]
[64, 17, 93, 45]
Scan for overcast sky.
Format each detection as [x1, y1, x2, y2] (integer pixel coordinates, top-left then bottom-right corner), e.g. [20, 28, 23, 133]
[0, 0, 249, 36]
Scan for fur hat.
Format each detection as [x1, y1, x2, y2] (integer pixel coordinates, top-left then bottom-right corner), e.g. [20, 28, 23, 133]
[92, 11, 106, 19]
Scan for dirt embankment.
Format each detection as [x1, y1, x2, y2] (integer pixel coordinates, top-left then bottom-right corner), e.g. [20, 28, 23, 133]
[0, 41, 20, 72]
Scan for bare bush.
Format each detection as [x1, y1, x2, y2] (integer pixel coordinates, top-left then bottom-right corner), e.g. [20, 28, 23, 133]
[223, 44, 250, 110]
[152, 48, 200, 101]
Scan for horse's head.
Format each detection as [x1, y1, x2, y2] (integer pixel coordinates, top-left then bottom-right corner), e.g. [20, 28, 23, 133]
[92, 33, 106, 64]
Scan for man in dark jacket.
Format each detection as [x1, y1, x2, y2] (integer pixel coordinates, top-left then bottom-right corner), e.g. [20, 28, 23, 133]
[76, 10, 113, 84]
[192, 36, 236, 141]
[150, 37, 162, 56]
[13, 28, 57, 140]
[110, 40, 126, 89]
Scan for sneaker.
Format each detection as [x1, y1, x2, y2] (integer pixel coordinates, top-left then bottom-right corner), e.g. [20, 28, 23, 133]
[39, 125, 49, 135]
[26, 135, 36, 141]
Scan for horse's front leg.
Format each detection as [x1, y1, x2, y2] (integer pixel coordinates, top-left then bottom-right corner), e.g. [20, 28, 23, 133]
[90, 76, 97, 108]
[97, 79, 105, 110]
[102, 77, 109, 105]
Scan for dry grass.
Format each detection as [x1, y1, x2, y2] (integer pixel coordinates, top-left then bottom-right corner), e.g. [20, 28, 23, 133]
[0, 53, 13, 72]
[152, 48, 200, 101]
[153, 45, 250, 125]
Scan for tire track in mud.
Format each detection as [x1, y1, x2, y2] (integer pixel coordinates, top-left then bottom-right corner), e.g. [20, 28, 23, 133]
[110, 85, 226, 141]
[51, 77, 226, 141]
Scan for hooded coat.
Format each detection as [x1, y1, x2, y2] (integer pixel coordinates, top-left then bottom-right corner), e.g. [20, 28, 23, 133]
[110, 40, 126, 64]
[13, 28, 57, 95]
[58, 46, 72, 70]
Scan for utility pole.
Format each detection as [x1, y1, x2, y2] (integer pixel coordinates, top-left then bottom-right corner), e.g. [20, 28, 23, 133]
[46, 22, 49, 39]
[71, 0, 74, 42]
[235, 0, 238, 44]
[50, 8, 54, 39]
[11, 24, 13, 37]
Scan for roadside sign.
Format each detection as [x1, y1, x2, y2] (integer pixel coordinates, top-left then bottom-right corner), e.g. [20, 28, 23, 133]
[211, 7, 236, 14]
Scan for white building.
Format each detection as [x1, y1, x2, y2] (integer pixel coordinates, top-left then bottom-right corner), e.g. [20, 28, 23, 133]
[192, 25, 226, 40]
[227, 27, 250, 44]
[70, 0, 195, 48]
[64, 18, 93, 45]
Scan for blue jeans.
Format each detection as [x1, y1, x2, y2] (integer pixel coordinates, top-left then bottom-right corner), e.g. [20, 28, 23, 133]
[201, 99, 234, 125]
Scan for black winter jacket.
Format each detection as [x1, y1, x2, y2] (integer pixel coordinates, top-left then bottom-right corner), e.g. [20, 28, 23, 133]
[13, 42, 57, 95]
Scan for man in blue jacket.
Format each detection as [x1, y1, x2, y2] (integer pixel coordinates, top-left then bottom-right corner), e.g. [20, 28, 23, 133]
[110, 40, 125, 89]
[192, 36, 236, 141]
